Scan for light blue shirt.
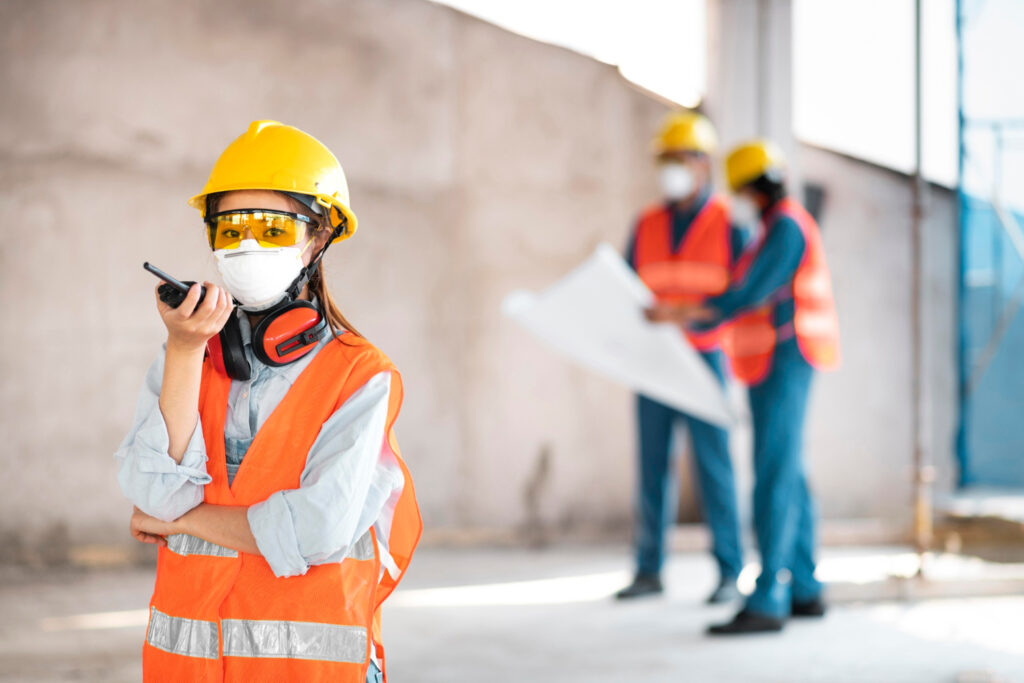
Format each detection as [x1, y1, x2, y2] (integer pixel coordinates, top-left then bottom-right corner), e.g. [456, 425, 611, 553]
[114, 310, 405, 579]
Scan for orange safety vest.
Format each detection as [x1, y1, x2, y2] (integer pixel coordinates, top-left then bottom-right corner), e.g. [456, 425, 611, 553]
[632, 195, 733, 350]
[142, 334, 421, 682]
[724, 199, 841, 385]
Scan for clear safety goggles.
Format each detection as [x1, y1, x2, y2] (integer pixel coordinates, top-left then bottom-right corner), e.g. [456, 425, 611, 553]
[206, 209, 317, 250]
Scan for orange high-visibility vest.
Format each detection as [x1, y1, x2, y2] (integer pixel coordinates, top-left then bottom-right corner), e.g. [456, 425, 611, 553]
[632, 196, 733, 350]
[724, 199, 840, 385]
[143, 334, 421, 682]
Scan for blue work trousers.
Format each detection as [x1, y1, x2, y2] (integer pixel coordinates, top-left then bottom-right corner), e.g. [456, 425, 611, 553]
[745, 338, 823, 617]
[634, 349, 744, 580]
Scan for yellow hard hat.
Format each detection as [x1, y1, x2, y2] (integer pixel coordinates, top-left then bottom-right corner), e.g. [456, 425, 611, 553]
[725, 140, 786, 192]
[189, 120, 357, 243]
[654, 111, 717, 156]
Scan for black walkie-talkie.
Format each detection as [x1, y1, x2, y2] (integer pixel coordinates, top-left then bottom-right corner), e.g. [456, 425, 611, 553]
[144, 262, 207, 308]
[142, 262, 251, 381]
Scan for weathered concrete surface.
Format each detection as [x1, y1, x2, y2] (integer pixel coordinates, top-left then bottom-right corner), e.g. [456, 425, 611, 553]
[796, 146, 959, 523]
[3, 546, 1022, 682]
[0, 0, 959, 557]
[0, 0, 665, 557]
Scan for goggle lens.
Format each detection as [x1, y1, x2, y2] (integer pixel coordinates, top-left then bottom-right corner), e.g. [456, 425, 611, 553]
[207, 210, 312, 250]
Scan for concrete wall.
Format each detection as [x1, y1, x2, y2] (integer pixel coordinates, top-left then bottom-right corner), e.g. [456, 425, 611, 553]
[0, 0, 667, 560]
[0, 0, 959, 560]
[798, 144, 958, 523]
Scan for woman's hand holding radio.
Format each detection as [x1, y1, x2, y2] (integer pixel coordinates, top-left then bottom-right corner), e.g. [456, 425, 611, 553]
[156, 282, 234, 353]
[155, 282, 234, 465]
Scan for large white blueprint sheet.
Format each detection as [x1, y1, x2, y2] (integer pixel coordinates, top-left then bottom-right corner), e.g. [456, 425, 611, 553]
[502, 243, 734, 427]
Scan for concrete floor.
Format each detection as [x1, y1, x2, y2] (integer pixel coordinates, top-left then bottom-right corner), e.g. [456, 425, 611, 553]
[3, 545, 1023, 682]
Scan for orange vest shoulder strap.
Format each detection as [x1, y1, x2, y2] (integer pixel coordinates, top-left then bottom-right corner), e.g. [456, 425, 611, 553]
[678, 194, 730, 259]
[632, 204, 671, 263]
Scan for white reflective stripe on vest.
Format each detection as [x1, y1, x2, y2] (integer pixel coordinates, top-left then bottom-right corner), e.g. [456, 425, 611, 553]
[222, 618, 367, 663]
[348, 530, 375, 561]
[146, 606, 219, 659]
[167, 533, 239, 558]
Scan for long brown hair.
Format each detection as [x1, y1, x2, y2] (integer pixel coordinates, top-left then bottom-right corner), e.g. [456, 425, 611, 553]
[207, 191, 362, 340]
[307, 255, 362, 339]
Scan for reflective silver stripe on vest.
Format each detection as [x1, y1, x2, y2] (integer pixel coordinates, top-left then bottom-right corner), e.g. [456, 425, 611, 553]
[146, 607, 219, 660]
[348, 530, 375, 561]
[222, 619, 367, 663]
[167, 533, 238, 558]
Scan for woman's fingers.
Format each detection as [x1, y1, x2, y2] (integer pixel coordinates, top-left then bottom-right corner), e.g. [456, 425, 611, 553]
[198, 284, 231, 333]
[130, 508, 166, 546]
[213, 288, 234, 330]
[176, 283, 203, 317]
[131, 527, 155, 543]
[131, 529, 167, 547]
[184, 282, 216, 325]
[154, 280, 234, 346]
[197, 281, 219, 318]
[186, 283, 228, 331]
[155, 284, 172, 315]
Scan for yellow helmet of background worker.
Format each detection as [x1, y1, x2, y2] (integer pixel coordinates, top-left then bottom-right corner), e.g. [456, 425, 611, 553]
[725, 140, 786, 192]
[189, 120, 358, 243]
[654, 111, 718, 156]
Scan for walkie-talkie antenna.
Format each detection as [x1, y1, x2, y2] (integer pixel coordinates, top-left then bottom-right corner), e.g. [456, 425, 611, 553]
[143, 262, 191, 293]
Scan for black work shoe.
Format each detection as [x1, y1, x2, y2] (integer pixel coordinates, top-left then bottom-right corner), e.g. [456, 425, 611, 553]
[791, 596, 827, 618]
[706, 578, 742, 604]
[707, 609, 785, 635]
[615, 573, 663, 600]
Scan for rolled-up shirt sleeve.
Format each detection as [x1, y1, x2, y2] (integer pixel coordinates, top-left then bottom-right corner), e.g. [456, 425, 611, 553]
[248, 370, 401, 578]
[114, 347, 212, 521]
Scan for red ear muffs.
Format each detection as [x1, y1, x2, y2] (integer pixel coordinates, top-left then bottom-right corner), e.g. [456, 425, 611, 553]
[252, 300, 328, 367]
[205, 301, 327, 377]
[206, 312, 252, 381]
[206, 331, 227, 375]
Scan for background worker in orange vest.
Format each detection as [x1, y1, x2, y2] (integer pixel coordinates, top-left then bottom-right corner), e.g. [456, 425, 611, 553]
[616, 112, 746, 603]
[687, 140, 840, 635]
[115, 121, 420, 682]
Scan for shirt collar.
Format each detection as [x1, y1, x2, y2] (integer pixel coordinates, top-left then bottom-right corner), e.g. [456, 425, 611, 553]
[664, 186, 711, 217]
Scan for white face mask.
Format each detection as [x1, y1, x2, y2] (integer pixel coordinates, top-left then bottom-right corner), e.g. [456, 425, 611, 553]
[658, 163, 696, 201]
[731, 195, 761, 227]
[214, 239, 305, 311]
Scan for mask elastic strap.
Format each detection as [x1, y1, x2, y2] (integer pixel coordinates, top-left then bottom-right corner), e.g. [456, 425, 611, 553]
[282, 215, 346, 302]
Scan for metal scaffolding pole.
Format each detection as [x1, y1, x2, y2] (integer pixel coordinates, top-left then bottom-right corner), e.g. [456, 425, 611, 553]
[911, 0, 934, 572]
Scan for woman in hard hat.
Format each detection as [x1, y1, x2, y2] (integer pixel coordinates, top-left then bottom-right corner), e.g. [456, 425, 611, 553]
[115, 121, 421, 682]
[687, 140, 839, 635]
[616, 111, 746, 605]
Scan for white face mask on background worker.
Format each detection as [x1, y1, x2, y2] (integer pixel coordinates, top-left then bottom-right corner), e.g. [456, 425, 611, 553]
[658, 162, 697, 201]
[657, 152, 709, 203]
[730, 192, 761, 227]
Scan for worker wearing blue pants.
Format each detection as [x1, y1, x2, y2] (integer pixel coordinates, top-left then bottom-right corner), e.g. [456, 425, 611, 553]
[632, 349, 744, 597]
[617, 112, 746, 604]
[688, 140, 840, 634]
[745, 337, 821, 618]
